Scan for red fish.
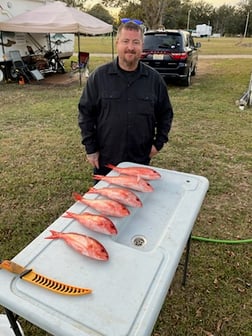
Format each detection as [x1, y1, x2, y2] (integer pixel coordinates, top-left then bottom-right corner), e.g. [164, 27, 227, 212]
[73, 192, 130, 217]
[106, 164, 161, 180]
[63, 211, 117, 235]
[93, 174, 154, 192]
[45, 230, 109, 261]
[87, 187, 142, 208]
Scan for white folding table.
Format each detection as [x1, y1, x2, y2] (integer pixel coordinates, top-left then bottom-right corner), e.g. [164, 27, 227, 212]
[0, 163, 209, 336]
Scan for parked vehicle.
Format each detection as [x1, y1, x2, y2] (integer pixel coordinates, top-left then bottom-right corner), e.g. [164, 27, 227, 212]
[195, 24, 212, 37]
[140, 29, 201, 86]
[0, 0, 74, 82]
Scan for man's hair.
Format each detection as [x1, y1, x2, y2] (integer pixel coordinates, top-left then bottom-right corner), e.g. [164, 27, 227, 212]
[116, 21, 144, 41]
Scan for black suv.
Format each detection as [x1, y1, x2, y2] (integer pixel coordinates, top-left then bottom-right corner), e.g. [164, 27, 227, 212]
[140, 29, 201, 86]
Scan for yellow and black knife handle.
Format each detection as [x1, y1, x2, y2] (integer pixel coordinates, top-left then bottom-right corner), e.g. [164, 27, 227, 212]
[1, 260, 92, 296]
[21, 270, 92, 296]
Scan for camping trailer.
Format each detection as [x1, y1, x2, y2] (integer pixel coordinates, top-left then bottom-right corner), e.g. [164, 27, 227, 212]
[0, 0, 74, 81]
[195, 24, 212, 37]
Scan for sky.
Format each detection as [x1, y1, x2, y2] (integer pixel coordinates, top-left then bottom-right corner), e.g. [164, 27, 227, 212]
[195, 0, 240, 6]
[87, 0, 244, 10]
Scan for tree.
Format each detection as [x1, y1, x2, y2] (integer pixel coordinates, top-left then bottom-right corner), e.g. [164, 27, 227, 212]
[99, 0, 251, 35]
[213, 5, 238, 35]
[106, 0, 168, 29]
[118, 2, 143, 26]
[87, 3, 114, 25]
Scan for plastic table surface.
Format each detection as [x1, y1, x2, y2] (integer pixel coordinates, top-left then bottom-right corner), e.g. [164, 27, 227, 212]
[0, 163, 209, 336]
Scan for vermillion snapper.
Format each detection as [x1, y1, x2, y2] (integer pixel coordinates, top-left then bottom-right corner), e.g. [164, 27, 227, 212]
[87, 187, 142, 208]
[106, 164, 161, 180]
[73, 192, 130, 217]
[93, 174, 154, 192]
[45, 230, 109, 261]
[63, 211, 117, 235]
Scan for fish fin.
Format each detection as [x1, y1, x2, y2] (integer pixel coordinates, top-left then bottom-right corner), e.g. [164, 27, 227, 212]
[136, 175, 141, 182]
[44, 230, 58, 239]
[72, 192, 83, 201]
[106, 164, 116, 169]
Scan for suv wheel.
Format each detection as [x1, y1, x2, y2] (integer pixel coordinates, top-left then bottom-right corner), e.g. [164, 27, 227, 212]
[191, 64, 197, 76]
[180, 69, 191, 87]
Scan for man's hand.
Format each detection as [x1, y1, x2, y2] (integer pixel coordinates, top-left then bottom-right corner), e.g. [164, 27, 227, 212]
[86, 152, 99, 168]
[149, 145, 158, 158]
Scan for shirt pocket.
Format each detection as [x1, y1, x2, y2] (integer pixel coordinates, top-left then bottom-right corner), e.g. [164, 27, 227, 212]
[99, 91, 123, 125]
[134, 93, 156, 117]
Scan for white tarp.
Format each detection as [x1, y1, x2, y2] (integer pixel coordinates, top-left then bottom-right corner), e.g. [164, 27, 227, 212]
[0, 1, 113, 35]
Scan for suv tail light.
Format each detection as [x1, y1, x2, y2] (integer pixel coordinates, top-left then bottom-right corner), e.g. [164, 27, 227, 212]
[170, 52, 188, 61]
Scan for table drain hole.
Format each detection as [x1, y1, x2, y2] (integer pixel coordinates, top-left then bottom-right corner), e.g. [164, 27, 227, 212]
[132, 235, 147, 247]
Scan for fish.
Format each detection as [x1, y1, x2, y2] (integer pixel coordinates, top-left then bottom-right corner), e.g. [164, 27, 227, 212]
[73, 192, 130, 217]
[45, 230, 109, 261]
[87, 187, 143, 208]
[106, 164, 161, 180]
[63, 211, 117, 235]
[93, 174, 154, 192]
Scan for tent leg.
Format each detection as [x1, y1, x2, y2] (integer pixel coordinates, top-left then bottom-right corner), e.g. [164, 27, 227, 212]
[78, 33, 82, 87]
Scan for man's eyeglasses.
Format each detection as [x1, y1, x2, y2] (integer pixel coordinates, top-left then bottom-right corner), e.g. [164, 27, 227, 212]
[121, 18, 143, 25]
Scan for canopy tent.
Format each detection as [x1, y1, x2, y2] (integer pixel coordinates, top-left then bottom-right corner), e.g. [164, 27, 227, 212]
[0, 1, 114, 84]
[0, 1, 113, 35]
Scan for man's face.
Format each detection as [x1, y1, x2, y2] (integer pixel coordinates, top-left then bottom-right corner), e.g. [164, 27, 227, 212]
[116, 27, 143, 71]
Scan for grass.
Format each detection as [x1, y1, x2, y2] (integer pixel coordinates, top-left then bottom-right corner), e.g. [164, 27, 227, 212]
[0, 41, 252, 335]
[72, 35, 252, 55]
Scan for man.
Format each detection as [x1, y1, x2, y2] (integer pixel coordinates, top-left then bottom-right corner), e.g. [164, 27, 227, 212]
[78, 21, 173, 176]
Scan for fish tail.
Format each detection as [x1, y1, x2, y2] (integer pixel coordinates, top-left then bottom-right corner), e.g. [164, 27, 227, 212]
[93, 175, 104, 180]
[45, 230, 60, 239]
[72, 192, 83, 202]
[105, 164, 116, 170]
[62, 211, 73, 218]
[87, 187, 96, 193]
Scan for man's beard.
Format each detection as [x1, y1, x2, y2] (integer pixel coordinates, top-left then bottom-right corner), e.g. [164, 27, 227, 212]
[123, 52, 138, 68]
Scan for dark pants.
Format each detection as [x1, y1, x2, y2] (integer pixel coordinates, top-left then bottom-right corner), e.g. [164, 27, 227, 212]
[93, 166, 112, 184]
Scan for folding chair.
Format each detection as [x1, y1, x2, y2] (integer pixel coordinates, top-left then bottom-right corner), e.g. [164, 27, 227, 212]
[9, 50, 32, 83]
[71, 51, 89, 78]
[79, 51, 89, 77]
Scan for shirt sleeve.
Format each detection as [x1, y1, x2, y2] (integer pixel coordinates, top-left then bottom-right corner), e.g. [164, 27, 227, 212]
[78, 72, 98, 154]
[153, 79, 174, 151]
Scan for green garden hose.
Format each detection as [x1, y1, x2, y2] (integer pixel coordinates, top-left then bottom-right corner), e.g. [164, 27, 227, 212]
[192, 236, 252, 244]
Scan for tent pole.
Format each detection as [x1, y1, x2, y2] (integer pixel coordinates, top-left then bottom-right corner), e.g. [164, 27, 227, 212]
[111, 30, 114, 60]
[78, 32, 81, 86]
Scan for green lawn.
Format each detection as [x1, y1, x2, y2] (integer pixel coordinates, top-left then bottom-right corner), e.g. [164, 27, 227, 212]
[73, 35, 252, 55]
[0, 50, 251, 335]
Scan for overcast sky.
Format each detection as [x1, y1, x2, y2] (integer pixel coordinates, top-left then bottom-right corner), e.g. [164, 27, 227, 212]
[88, 0, 242, 9]
[196, 0, 240, 6]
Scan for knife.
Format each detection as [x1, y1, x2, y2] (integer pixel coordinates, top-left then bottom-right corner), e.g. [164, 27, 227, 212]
[0, 260, 92, 296]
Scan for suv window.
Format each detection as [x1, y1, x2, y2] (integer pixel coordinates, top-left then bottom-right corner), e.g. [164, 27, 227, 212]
[143, 33, 182, 51]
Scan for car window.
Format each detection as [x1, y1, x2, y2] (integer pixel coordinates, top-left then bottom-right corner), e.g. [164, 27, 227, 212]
[143, 34, 182, 51]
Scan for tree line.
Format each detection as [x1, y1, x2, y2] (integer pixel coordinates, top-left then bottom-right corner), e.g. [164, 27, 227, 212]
[63, 0, 252, 36]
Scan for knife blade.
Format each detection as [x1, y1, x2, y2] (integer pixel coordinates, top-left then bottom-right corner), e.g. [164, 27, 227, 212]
[0, 260, 92, 296]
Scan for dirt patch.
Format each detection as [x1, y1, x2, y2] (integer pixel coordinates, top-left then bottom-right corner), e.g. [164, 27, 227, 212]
[32, 71, 83, 86]
[196, 59, 215, 77]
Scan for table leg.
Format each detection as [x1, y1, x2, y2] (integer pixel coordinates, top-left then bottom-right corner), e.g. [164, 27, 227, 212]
[182, 233, 192, 287]
[4, 308, 23, 336]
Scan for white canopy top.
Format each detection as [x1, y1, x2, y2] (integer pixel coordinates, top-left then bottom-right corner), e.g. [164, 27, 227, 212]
[0, 1, 113, 35]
